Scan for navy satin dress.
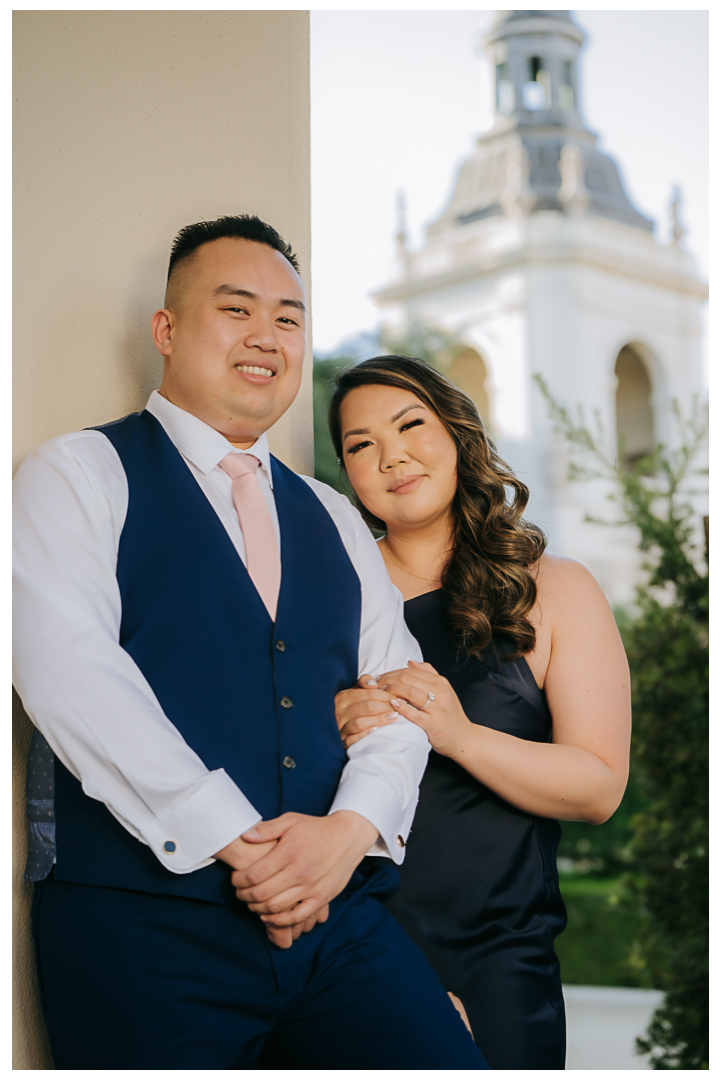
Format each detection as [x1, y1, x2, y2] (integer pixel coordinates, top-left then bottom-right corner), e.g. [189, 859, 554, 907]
[385, 589, 567, 1070]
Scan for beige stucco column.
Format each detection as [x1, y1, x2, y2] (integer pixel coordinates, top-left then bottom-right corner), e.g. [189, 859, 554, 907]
[12, 11, 311, 1067]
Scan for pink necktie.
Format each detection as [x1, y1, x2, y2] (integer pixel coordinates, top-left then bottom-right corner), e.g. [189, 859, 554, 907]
[219, 453, 281, 621]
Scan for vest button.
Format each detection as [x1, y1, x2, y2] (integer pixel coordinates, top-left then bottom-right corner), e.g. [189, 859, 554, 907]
[275, 640, 286, 652]
[280, 696, 294, 709]
[282, 755, 296, 770]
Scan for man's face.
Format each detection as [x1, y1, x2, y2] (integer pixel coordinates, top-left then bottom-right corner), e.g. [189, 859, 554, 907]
[153, 237, 307, 446]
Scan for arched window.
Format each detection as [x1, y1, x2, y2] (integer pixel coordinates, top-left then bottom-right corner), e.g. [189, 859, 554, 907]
[615, 344, 654, 471]
[446, 346, 491, 430]
[559, 60, 574, 110]
[523, 55, 550, 110]
[495, 62, 514, 113]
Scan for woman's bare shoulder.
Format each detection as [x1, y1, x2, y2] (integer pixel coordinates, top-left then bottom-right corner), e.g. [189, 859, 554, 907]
[534, 551, 598, 580]
[532, 552, 611, 617]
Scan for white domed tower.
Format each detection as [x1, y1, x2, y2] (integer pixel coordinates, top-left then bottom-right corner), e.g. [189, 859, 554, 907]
[373, 10, 707, 604]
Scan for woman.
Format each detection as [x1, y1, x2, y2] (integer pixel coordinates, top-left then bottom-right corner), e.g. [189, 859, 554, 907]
[329, 356, 631, 1070]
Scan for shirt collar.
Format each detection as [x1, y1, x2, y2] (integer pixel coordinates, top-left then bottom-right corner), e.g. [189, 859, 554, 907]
[145, 390, 274, 487]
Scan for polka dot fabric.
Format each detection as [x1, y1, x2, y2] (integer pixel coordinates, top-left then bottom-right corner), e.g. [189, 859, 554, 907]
[25, 729, 57, 882]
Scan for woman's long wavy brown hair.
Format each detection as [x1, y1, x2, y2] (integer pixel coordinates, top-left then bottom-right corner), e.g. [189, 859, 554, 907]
[328, 355, 547, 659]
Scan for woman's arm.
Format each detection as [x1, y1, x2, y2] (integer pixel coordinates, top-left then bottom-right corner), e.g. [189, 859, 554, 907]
[336, 556, 631, 825]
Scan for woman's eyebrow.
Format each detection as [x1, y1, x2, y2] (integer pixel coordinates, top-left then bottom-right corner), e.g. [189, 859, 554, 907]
[342, 427, 370, 441]
[343, 404, 426, 442]
[391, 404, 426, 422]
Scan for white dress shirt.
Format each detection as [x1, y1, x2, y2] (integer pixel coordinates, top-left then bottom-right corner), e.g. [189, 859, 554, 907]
[13, 392, 428, 875]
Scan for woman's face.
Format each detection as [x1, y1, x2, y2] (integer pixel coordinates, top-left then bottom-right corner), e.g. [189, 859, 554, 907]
[339, 383, 458, 532]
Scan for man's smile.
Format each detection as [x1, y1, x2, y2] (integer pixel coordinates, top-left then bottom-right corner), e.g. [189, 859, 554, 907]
[234, 363, 276, 380]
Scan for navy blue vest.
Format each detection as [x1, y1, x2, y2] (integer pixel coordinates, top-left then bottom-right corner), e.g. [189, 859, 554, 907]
[50, 411, 362, 905]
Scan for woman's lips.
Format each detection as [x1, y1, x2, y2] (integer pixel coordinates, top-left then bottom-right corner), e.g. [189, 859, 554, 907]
[388, 474, 425, 495]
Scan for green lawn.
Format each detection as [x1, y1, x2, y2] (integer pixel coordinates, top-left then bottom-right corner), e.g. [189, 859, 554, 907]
[556, 876, 648, 987]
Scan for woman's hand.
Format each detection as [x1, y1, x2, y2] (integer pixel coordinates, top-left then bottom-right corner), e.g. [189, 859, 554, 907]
[376, 660, 474, 758]
[335, 674, 402, 750]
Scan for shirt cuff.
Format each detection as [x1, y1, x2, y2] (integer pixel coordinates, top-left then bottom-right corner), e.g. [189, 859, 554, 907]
[328, 774, 410, 865]
[142, 769, 262, 873]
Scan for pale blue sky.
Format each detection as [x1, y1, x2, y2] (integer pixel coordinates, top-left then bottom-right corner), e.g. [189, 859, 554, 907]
[310, 10, 709, 354]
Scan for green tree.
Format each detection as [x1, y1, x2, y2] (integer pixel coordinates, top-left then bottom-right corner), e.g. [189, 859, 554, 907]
[536, 378, 708, 1069]
[380, 319, 464, 367]
[312, 356, 354, 494]
[556, 772, 647, 879]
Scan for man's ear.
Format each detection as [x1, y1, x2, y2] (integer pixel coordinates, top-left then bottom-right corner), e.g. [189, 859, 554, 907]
[151, 308, 175, 358]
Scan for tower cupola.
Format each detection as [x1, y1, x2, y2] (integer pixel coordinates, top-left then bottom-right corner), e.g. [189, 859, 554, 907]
[487, 11, 585, 131]
[425, 9, 653, 235]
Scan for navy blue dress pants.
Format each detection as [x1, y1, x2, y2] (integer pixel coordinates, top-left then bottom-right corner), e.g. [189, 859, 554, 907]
[32, 876, 488, 1069]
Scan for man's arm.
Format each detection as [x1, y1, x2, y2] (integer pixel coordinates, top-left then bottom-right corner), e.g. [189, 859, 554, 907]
[308, 479, 430, 859]
[13, 432, 264, 873]
[229, 483, 429, 935]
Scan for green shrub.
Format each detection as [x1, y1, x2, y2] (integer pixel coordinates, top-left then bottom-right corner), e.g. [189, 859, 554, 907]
[624, 595, 708, 1069]
[379, 320, 462, 366]
[312, 357, 354, 494]
[555, 877, 647, 988]
[557, 767, 647, 878]
[537, 379, 708, 1070]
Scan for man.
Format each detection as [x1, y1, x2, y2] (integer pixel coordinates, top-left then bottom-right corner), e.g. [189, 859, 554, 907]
[14, 216, 487, 1069]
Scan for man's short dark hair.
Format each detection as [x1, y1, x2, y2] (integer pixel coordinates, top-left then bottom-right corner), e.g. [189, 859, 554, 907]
[167, 215, 300, 285]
